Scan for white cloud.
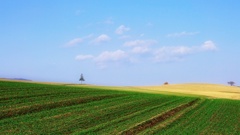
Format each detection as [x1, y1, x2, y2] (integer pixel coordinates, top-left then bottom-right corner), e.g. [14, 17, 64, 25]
[75, 39, 218, 67]
[115, 25, 130, 35]
[65, 34, 93, 47]
[75, 55, 94, 61]
[153, 46, 193, 62]
[66, 38, 83, 47]
[124, 39, 157, 47]
[124, 39, 156, 54]
[167, 31, 199, 38]
[153, 40, 217, 62]
[92, 34, 111, 44]
[171, 46, 193, 55]
[201, 40, 217, 51]
[75, 50, 128, 68]
[95, 50, 128, 62]
[132, 46, 150, 54]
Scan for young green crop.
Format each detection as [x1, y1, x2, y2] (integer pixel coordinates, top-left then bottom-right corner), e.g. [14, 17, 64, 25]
[152, 99, 240, 135]
[0, 81, 239, 134]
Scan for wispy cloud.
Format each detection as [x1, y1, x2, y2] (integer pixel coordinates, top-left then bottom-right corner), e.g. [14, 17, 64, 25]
[124, 39, 157, 47]
[92, 34, 111, 44]
[132, 46, 150, 54]
[115, 25, 130, 35]
[65, 38, 83, 47]
[153, 46, 193, 62]
[167, 31, 199, 38]
[65, 34, 93, 47]
[75, 55, 94, 61]
[75, 40, 218, 68]
[75, 50, 128, 68]
[124, 39, 157, 54]
[153, 40, 217, 62]
[94, 50, 128, 62]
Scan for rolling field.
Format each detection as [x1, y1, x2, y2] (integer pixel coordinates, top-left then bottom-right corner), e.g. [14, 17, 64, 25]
[0, 80, 240, 134]
[134, 83, 240, 100]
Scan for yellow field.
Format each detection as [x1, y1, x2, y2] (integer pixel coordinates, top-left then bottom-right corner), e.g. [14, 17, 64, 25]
[67, 83, 240, 100]
[133, 83, 240, 100]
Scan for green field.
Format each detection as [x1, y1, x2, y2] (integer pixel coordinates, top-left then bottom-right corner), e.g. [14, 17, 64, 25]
[0, 81, 239, 134]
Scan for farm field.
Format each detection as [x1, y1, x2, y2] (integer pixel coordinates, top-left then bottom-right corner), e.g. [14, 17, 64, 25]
[0, 80, 240, 134]
[60, 82, 240, 100]
[134, 84, 240, 100]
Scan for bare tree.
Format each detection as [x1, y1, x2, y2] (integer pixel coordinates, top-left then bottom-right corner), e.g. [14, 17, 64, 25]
[79, 74, 85, 84]
[227, 81, 235, 86]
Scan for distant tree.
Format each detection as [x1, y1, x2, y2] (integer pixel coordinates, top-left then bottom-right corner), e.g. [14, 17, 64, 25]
[164, 82, 169, 85]
[227, 81, 235, 86]
[79, 74, 85, 84]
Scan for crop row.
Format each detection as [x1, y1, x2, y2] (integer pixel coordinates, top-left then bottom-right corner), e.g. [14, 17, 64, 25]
[0, 81, 127, 111]
[121, 99, 199, 135]
[1, 95, 195, 134]
[148, 99, 240, 135]
[0, 81, 197, 134]
[79, 98, 196, 134]
[1, 81, 239, 134]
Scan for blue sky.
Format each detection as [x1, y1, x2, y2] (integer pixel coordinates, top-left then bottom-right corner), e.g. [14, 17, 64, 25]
[1, 0, 240, 86]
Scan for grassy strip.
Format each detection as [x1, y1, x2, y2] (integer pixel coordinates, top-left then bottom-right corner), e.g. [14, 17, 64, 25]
[56, 95, 161, 133]
[78, 97, 192, 134]
[157, 99, 240, 134]
[0, 94, 123, 120]
[1, 81, 130, 111]
[0, 92, 194, 134]
[5, 95, 154, 134]
[121, 98, 200, 135]
[199, 99, 240, 134]
[140, 98, 206, 134]
[0, 96, 135, 134]
[0, 91, 112, 111]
